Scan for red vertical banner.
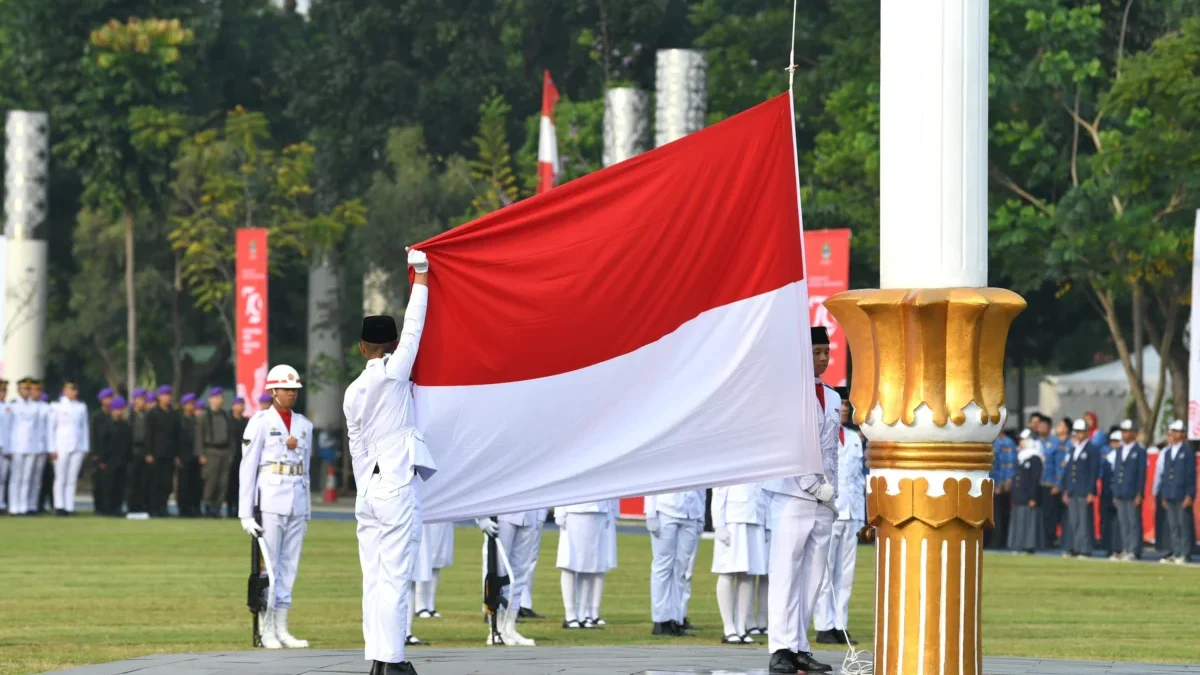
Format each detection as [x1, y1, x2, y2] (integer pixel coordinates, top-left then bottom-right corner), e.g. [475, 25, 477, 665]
[804, 229, 852, 386]
[236, 229, 269, 407]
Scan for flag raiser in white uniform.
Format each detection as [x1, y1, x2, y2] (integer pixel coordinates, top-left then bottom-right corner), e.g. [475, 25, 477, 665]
[343, 251, 436, 670]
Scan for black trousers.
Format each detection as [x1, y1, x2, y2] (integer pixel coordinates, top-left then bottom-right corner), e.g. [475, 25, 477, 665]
[1041, 486, 1062, 548]
[95, 465, 126, 514]
[146, 459, 175, 516]
[38, 459, 54, 511]
[127, 449, 149, 512]
[987, 492, 1012, 549]
[176, 457, 203, 516]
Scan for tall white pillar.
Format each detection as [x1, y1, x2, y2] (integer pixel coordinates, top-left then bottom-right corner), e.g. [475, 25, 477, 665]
[362, 267, 396, 317]
[306, 251, 342, 429]
[879, 0, 989, 290]
[826, 3, 1026, 674]
[654, 49, 707, 148]
[4, 111, 50, 384]
[602, 88, 649, 167]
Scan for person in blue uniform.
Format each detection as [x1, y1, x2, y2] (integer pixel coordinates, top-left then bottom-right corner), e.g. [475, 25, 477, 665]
[1040, 417, 1069, 548]
[987, 431, 1017, 549]
[1156, 420, 1195, 565]
[1110, 419, 1147, 561]
[1009, 429, 1044, 554]
[1062, 420, 1100, 558]
[1098, 428, 1121, 555]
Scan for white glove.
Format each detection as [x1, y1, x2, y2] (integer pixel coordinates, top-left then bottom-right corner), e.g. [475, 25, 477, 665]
[812, 483, 835, 504]
[554, 512, 567, 531]
[241, 518, 263, 537]
[407, 248, 429, 273]
[645, 516, 661, 536]
[476, 517, 499, 537]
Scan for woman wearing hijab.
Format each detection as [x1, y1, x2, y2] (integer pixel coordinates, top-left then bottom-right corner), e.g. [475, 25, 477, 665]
[1009, 429, 1045, 554]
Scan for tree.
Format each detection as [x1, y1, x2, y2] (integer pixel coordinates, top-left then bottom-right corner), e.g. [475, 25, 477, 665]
[56, 17, 195, 397]
[989, 1, 1200, 437]
[468, 95, 521, 217]
[168, 107, 366, 349]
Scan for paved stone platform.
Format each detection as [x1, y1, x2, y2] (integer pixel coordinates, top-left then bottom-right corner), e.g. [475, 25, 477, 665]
[35, 647, 1200, 675]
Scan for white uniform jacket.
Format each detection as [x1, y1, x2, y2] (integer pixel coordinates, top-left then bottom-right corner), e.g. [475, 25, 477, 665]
[762, 380, 841, 501]
[560, 500, 611, 515]
[0, 402, 12, 453]
[499, 509, 549, 527]
[645, 490, 705, 521]
[835, 426, 865, 521]
[238, 407, 314, 520]
[8, 398, 40, 455]
[34, 400, 50, 454]
[343, 285, 436, 491]
[711, 482, 763, 528]
[48, 397, 90, 454]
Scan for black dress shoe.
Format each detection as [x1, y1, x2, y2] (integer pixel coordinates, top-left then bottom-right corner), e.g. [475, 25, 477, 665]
[840, 630, 858, 645]
[518, 607, 545, 619]
[681, 616, 695, 630]
[769, 649, 800, 673]
[375, 662, 418, 675]
[652, 621, 673, 635]
[795, 651, 833, 673]
[668, 620, 693, 637]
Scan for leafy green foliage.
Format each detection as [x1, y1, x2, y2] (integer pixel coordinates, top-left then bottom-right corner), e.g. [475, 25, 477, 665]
[468, 95, 521, 217]
[168, 107, 366, 345]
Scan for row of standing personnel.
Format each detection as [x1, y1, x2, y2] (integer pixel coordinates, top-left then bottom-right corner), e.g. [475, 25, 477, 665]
[990, 416, 1196, 564]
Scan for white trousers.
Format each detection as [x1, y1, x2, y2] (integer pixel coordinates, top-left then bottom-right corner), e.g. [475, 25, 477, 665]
[261, 512, 308, 610]
[498, 520, 540, 609]
[767, 494, 833, 653]
[521, 519, 544, 608]
[650, 516, 701, 622]
[28, 453, 47, 512]
[814, 519, 862, 631]
[356, 474, 421, 664]
[52, 452, 86, 512]
[5, 454, 30, 514]
[679, 518, 702, 620]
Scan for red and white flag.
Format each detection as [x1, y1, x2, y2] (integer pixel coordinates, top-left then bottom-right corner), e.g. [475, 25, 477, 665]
[411, 93, 820, 522]
[536, 70, 559, 194]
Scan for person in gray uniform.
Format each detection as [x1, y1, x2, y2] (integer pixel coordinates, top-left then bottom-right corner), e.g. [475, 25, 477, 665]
[1062, 419, 1100, 559]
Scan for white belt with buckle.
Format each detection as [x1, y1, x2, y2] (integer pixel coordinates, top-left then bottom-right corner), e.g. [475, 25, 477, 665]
[263, 462, 304, 476]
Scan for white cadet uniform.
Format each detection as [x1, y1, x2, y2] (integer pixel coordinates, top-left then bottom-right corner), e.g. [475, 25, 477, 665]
[520, 508, 549, 609]
[495, 509, 545, 612]
[646, 490, 705, 624]
[28, 396, 50, 513]
[7, 396, 39, 515]
[556, 500, 611, 624]
[814, 424, 865, 634]
[0, 399, 12, 511]
[343, 284, 437, 665]
[239, 406, 314, 610]
[49, 395, 90, 513]
[712, 482, 767, 639]
[761, 379, 840, 656]
[415, 521, 453, 614]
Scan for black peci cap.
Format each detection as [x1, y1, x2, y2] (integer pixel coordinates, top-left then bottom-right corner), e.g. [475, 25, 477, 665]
[811, 326, 830, 345]
[361, 315, 399, 344]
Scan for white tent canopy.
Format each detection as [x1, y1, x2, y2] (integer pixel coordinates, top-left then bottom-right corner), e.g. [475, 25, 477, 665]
[1037, 347, 1172, 433]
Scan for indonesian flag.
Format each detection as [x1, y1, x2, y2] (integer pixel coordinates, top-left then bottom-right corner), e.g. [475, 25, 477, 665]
[412, 93, 820, 522]
[536, 70, 559, 194]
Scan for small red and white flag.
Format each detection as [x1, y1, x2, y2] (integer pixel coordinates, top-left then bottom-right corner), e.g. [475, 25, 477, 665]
[410, 93, 820, 522]
[536, 70, 560, 194]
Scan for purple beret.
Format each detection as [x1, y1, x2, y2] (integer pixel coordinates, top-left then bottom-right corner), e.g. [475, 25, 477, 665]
[110, 396, 127, 410]
[132, 387, 147, 398]
[144, 392, 156, 403]
[39, 393, 48, 401]
[98, 387, 114, 400]
[156, 384, 173, 396]
[258, 393, 273, 403]
[180, 393, 197, 405]
[208, 386, 223, 397]
[232, 397, 245, 405]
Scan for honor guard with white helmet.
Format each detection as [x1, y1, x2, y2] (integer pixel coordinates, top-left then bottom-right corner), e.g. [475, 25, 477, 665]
[239, 363, 314, 650]
[344, 248, 437, 675]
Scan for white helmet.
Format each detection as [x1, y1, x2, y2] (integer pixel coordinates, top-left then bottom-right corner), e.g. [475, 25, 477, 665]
[265, 364, 303, 390]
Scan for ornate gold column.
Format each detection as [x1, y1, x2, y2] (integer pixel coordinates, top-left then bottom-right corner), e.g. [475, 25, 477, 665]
[826, 289, 1025, 675]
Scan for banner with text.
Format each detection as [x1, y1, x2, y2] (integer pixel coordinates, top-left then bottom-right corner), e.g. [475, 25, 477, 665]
[805, 228, 851, 387]
[236, 229, 269, 407]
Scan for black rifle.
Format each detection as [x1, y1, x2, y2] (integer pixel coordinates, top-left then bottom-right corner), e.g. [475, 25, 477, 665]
[482, 519, 510, 643]
[246, 508, 269, 647]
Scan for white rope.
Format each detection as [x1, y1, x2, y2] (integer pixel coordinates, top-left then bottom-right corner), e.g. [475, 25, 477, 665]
[787, 0, 799, 88]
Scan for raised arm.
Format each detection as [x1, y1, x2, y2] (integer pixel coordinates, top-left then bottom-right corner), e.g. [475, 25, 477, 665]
[384, 249, 430, 382]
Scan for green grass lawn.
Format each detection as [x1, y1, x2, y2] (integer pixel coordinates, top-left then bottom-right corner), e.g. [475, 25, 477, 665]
[1, 517, 1197, 675]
